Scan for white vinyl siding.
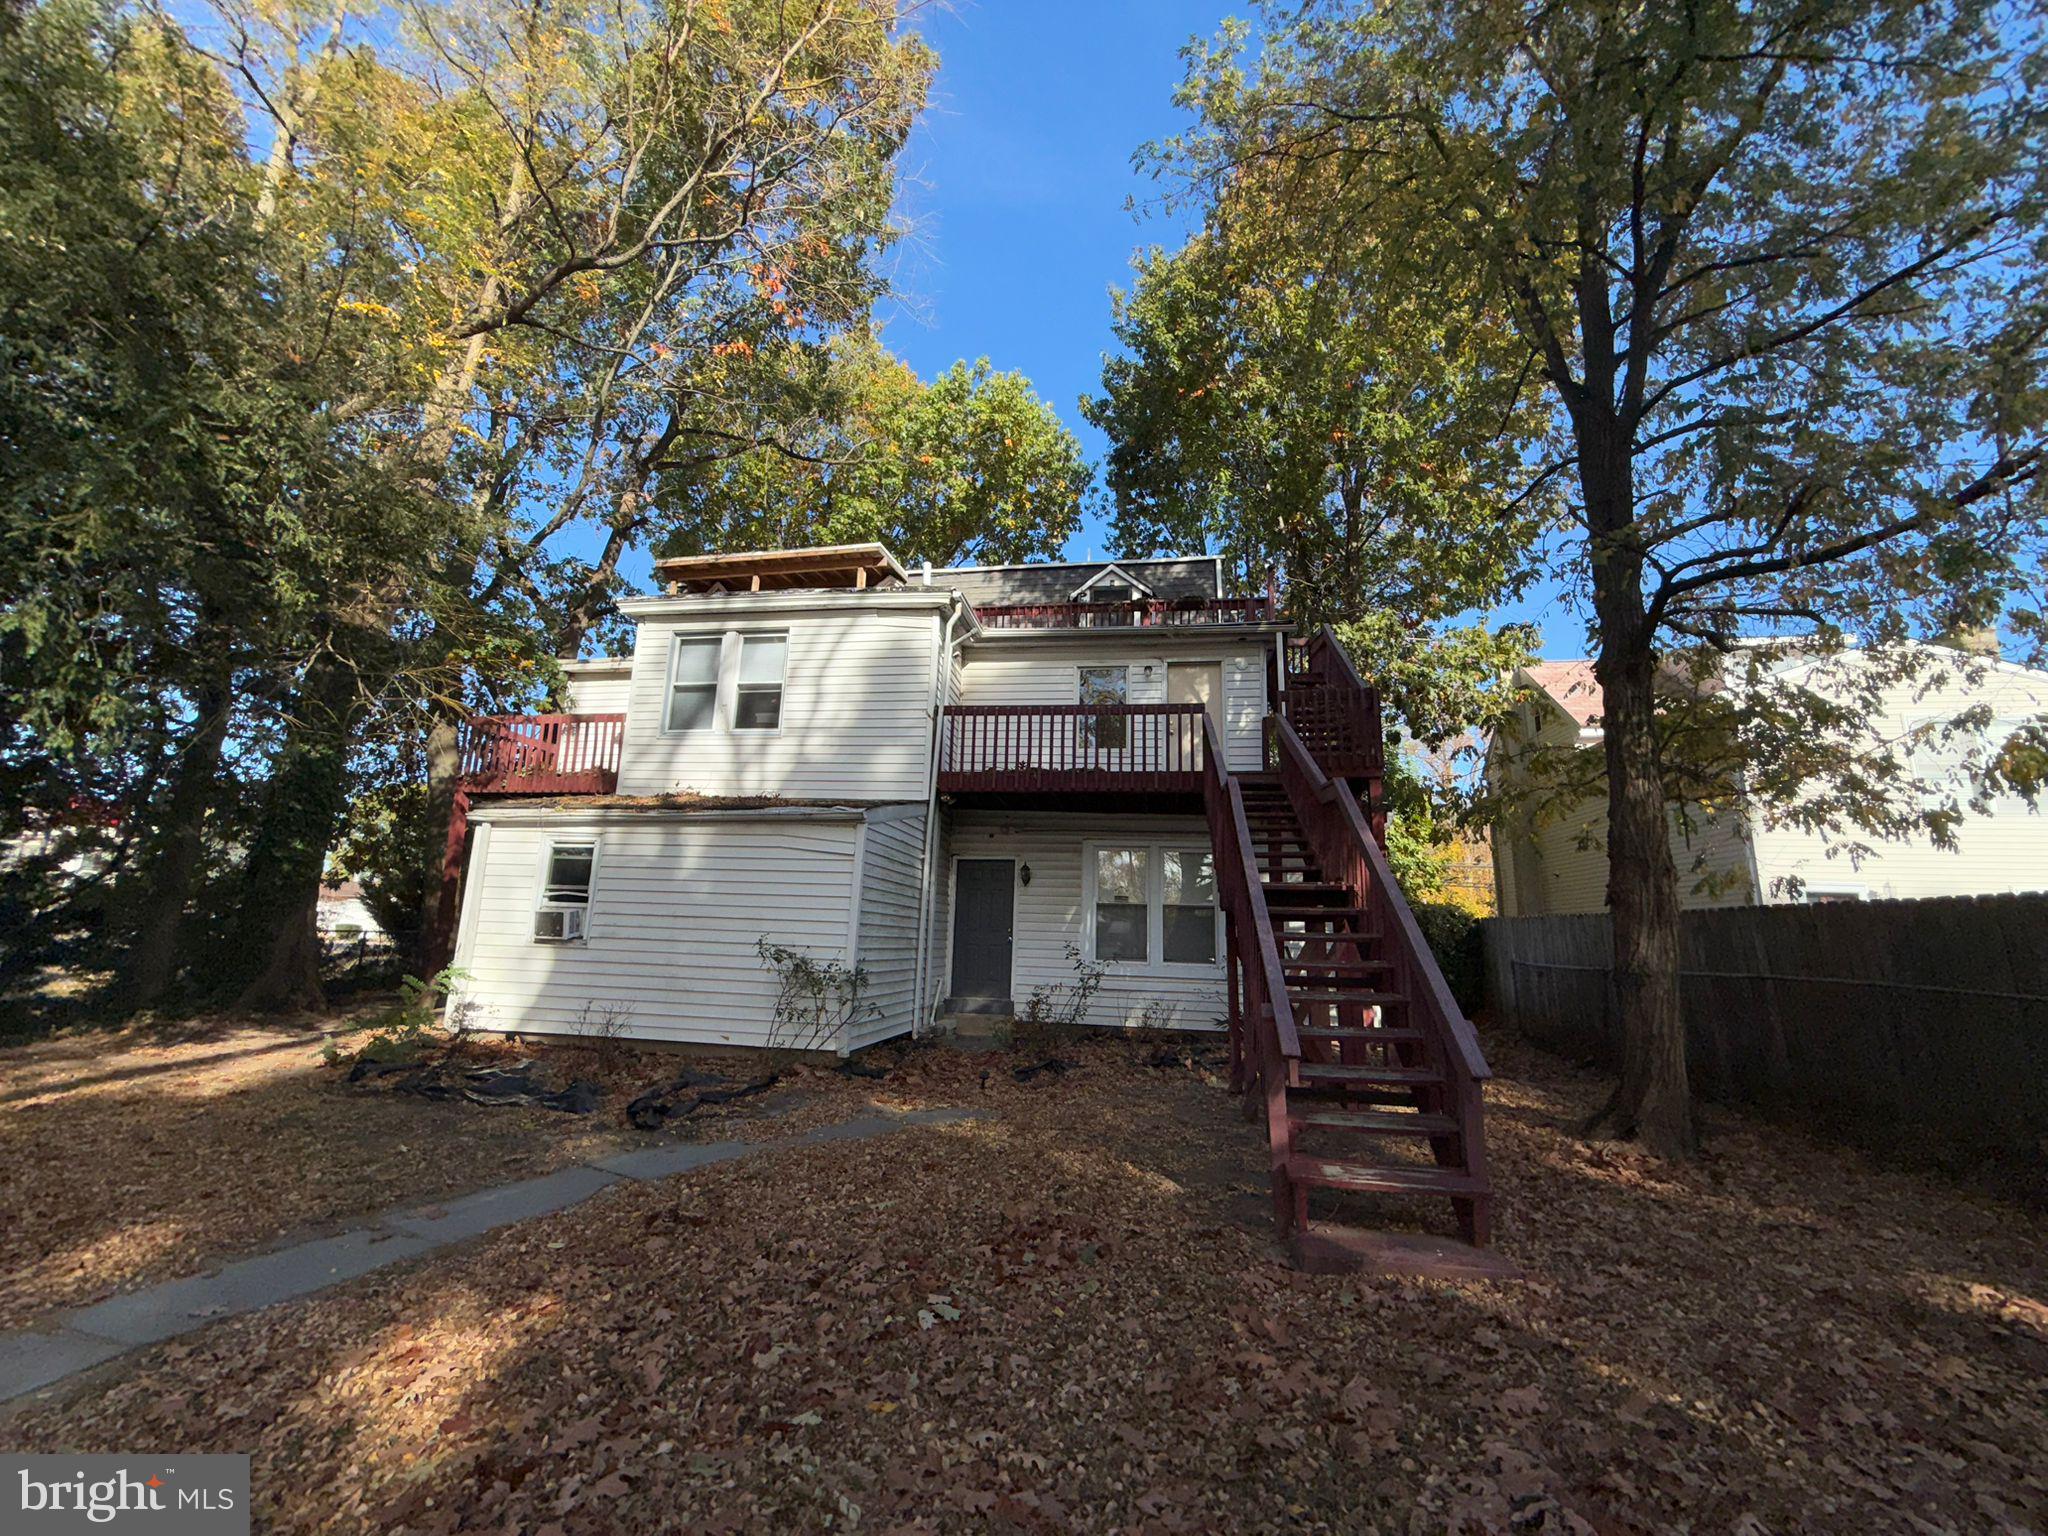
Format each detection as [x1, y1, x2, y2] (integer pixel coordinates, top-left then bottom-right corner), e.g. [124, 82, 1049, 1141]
[452, 810, 861, 1046]
[618, 607, 941, 799]
[1748, 657, 2048, 902]
[956, 635, 1269, 772]
[948, 810, 1227, 1031]
[850, 806, 927, 1050]
[561, 667, 631, 716]
[1490, 697, 1758, 917]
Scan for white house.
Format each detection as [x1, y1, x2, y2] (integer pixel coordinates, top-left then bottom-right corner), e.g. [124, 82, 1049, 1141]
[443, 545, 1293, 1048]
[436, 542, 1495, 1246]
[1489, 649, 2048, 916]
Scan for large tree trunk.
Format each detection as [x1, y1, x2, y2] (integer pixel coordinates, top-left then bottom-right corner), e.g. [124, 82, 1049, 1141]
[414, 709, 463, 963]
[1578, 412, 1697, 1157]
[1587, 640, 1696, 1156]
[232, 654, 357, 1014]
[122, 663, 233, 1010]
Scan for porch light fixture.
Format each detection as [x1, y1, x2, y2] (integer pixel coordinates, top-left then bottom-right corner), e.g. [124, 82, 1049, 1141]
[1019, 863, 1032, 886]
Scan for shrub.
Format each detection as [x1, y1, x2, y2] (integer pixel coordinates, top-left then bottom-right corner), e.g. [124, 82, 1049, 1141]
[322, 967, 469, 1067]
[1410, 900, 1484, 1013]
[755, 937, 874, 1051]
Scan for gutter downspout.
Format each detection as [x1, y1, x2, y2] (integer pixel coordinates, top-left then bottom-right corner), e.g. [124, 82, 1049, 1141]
[912, 595, 964, 1036]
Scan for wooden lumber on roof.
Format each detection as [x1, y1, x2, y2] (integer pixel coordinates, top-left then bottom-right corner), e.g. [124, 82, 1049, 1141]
[649, 543, 908, 594]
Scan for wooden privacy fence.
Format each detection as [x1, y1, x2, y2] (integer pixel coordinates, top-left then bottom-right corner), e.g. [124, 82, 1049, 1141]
[1482, 894, 2048, 1163]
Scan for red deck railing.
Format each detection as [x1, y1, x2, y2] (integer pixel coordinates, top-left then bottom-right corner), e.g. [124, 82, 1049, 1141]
[458, 713, 625, 796]
[938, 703, 1206, 795]
[1282, 626, 1384, 788]
[975, 595, 1278, 630]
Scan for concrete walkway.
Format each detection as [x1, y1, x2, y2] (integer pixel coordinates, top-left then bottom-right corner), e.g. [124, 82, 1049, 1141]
[0, 1105, 981, 1407]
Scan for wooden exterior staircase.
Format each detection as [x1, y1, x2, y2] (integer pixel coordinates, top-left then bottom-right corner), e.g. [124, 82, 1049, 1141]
[1202, 629, 1493, 1257]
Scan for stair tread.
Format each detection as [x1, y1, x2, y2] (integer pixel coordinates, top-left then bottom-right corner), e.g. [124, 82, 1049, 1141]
[1294, 1024, 1423, 1041]
[1286, 1157, 1487, 1195]
[1287, 986, 1407, 1003]
[1296, 1062, 1442, 1085]
[1284, 961, 1393, 974]
[1289, 1107, 1458, 1135]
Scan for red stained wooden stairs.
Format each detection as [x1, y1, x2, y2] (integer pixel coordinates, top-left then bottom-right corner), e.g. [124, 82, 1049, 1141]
[1202, 629, 1495, 1262]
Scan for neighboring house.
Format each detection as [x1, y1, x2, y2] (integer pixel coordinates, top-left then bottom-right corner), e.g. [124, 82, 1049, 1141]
[316, 881, 389, 944]
[1489, 651, 2048, 916]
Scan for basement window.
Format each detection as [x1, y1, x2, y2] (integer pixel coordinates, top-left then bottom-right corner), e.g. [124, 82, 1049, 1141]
[534, 841, 596, 942]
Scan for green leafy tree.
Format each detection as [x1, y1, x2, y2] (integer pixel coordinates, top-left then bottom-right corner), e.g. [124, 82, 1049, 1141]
[1084, 173, 1545, 759]
[655, 336, 1092, 568]
[1158, 0, 2048, 1154]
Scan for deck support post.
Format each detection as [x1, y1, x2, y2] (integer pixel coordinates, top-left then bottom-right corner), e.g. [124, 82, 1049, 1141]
[425, 785, 472, 976]
[1226, 916, 1243, 1092]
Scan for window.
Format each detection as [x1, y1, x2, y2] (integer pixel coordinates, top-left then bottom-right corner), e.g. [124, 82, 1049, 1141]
[732, 633, 787, 731]
[1079, 665, 1128, 750]
[1089, 583, 1134, 605]
[1087, 841, 1221, 969]
[1093, 848, 1149, 961]
[1162, 849, 1218, 963]
[666, 636, 721, 732]
[663, 630, 790, 735]
[1800, 886, 1865, 904]
[534, 841, 596, 942]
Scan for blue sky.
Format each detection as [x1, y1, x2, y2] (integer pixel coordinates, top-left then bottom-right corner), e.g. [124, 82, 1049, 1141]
[872, 2, 1577, 653]
[879, 0, 1223, 560]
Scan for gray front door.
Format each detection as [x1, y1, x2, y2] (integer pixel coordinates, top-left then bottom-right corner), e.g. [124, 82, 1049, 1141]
[950, 859, 1015, 1001]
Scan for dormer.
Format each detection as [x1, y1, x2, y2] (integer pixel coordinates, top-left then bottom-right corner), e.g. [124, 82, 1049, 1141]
[1070, 562, 1154, 606]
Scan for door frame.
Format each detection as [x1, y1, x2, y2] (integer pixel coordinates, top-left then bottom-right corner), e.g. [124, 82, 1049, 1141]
[1166, 657, 1230, 764]
[945, 855, 1017, 1005]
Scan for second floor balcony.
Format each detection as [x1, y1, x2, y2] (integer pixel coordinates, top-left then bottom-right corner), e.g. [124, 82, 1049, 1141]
[938, 703, 1209, 803]
[459, 713, 625, 796]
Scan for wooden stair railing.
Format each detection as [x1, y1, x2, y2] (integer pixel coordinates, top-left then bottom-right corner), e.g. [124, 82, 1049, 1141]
[1268, 713, 1493, 1245]
[1282, 626, 1385, 817]
[1198, 715, 1305, 1235]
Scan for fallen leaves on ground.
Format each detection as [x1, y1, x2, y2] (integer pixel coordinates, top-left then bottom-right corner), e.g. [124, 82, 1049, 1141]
[0, 1013, 645, 1326]
[9, 1029, 2046, 1533]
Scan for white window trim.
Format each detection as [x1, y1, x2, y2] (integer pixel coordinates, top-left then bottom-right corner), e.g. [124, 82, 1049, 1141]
[661, 627, 790, 738]
[1072, 563, 1155, 600]
[533, 837, 600, 944]
[731, 630, 790, 735]
[1077, 664, 1131, 752]
[663, 633, 724, 735]
[1081, 838, 1223, 975]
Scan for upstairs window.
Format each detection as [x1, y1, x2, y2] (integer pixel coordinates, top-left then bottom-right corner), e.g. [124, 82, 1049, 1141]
[662, 630, 791, 735]
[666, 637, 721, 731]
[1079, 665, 1128, 750]
[733, 633, 788, 731]
[534, 841, 596, 942]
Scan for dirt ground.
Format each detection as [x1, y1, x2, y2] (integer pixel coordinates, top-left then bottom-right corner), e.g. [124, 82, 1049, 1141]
[0, 1009, 880, 1329]
[6, 1025, 2044, 1534]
